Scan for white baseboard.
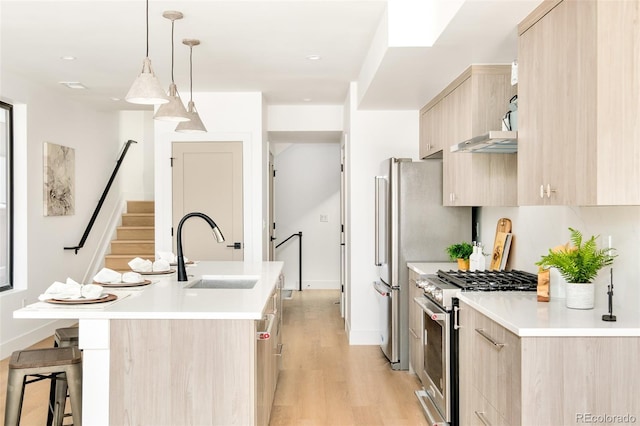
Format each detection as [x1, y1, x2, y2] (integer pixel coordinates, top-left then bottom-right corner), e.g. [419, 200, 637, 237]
[0, 319, 77, 359]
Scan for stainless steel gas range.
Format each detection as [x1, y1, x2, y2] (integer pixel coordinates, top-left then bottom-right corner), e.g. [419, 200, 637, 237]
[413, 269, 538, 425]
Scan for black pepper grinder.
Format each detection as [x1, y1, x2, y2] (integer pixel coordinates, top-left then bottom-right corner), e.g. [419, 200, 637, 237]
[602, 268, 616, 322]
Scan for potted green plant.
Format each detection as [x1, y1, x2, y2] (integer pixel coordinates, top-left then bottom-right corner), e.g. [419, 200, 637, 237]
[536, 227, 615, 309]
[446, 242, 473, 271]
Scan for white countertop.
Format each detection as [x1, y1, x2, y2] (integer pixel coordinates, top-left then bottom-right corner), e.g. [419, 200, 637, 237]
[459, 292, 640, 337]
[407, 262, 458, 275]
[14, 261, 284, 320]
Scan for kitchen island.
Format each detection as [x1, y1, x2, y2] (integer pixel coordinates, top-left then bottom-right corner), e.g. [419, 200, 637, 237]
[14, 261, 284, 426]
[457, 292, 640, 425]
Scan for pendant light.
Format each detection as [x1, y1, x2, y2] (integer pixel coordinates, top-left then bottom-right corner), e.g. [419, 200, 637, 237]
[175, 39, 207, 133]
[125, 0, 169, 105]
[154, 11, 190, 122]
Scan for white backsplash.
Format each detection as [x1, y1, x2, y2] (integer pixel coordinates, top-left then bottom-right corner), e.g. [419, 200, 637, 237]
[478, 206, 640, 307]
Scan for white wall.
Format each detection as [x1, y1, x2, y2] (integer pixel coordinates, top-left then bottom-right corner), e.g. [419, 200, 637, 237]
[479, 206, 640, 307]
[274, 143, 341, 290]
[0, 71, 121, 358]
[118, 111, 155, 201]
[153, 92, 266, 263]
[345, 82, 419, 344]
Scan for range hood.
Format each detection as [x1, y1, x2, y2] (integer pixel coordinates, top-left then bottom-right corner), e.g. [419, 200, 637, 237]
[450, 131, 517, 153]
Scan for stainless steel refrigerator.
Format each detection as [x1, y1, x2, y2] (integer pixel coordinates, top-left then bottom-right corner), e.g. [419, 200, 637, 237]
[373, 158, 471, 370]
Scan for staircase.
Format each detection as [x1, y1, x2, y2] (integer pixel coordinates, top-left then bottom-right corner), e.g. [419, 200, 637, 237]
[104, 201, 155, 272]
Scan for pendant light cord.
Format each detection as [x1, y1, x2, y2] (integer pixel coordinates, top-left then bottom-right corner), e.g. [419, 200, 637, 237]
[170, 20, 175, 83]
[189, 46, 194, 103]
[145, 0, 149, 57]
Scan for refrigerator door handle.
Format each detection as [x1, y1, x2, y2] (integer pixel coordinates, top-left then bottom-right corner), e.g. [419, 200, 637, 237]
[374, 176, 385, 266]
[373, 281, 390, 296]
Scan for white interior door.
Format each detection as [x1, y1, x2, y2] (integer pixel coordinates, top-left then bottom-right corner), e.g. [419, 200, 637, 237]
[172, 141, 243, 261]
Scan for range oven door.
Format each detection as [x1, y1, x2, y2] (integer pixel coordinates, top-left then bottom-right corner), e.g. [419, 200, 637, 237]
[415, 296, 451, 424]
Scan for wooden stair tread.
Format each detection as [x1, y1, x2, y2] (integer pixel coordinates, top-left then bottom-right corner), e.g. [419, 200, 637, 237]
[117, 226, 154, 229]
[111, 240, 155, 244]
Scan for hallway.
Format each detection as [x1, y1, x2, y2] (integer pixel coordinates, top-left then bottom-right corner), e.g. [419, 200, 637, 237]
[270, 290, 428, 426]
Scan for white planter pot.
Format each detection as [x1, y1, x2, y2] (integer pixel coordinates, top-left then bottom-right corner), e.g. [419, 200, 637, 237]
[565, 282, 595, 309]
[549, 267, 567, 299]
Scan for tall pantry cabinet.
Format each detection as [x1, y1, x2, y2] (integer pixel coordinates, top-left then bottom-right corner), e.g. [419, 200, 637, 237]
[517, 0, 640, 205]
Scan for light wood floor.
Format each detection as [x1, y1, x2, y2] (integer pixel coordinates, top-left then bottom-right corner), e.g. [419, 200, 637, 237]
[0, 290, 428, 425]
[270, 290, 428, 426]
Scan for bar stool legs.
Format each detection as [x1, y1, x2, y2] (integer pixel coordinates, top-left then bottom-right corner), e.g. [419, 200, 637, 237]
[47, 326, 80, 426]
[3, 347, 82, 426]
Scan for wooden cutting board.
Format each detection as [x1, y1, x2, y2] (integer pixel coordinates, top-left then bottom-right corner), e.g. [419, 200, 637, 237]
[490, 218, 512, 271]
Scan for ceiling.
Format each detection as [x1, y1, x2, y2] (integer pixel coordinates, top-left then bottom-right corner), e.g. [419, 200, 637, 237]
[0, 0, 542, 113]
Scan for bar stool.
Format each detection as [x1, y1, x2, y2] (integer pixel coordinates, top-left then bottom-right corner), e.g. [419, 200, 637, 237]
[54, 327, 79, 348]
[4, 346, 82, 426]
[46, 326, 80, 426]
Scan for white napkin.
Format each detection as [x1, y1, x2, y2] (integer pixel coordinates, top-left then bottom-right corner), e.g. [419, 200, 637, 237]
[122, 272, 143, 283]
[38, 278, 104, 301]
[152, 259, 171, 272]
[157, 251, 188, 264]
[128, 257, 152, 272]
[93, 267, 122, 284]
[156, 251, 176, 263]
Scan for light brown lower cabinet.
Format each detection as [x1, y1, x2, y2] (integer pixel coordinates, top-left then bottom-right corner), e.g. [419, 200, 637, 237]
[109, 280, 283, 426]
[459, 300, 640, 425]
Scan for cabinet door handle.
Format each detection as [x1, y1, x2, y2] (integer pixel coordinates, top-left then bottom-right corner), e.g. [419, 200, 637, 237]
[539, 184, 544, 199]
[409, 327, 419, 339]
[276, 343, 284, 356]
[545, 184, 557, 198]
[475, 411, 492, 426]
[475, 328, 504, 350]
[257, 313, 276, 340]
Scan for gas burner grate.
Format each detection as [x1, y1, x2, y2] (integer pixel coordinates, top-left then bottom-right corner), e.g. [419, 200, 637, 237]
[437, 269, 538, 292]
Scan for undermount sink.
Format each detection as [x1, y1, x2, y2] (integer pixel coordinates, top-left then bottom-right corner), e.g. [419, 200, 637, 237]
[185, 275, 260, 289]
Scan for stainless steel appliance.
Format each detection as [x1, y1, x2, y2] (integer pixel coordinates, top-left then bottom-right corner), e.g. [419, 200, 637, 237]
[414, 269, 538, 425]
[373, 158, 471, 370]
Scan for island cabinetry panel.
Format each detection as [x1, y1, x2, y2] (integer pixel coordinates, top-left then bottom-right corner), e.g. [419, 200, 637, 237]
[459, 300, 640, 425]
[408, 269, 424, 383]
[419, 65, 517, 206]
[256, 281, 283, 426]
[109, 319, 256, 425]
[517, 0, 640, 205]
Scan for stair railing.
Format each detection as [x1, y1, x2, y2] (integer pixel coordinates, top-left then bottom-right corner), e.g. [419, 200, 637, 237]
[275, 232, 302, 291]
[64, 139, 138, 254]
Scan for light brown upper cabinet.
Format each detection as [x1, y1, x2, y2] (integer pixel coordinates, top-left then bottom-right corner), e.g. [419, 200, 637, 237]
[420, 65, 518, 206]
[518, 0, 640, 205]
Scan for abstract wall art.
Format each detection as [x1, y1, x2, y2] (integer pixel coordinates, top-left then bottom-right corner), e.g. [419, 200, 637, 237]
[43, 142, 75, 216]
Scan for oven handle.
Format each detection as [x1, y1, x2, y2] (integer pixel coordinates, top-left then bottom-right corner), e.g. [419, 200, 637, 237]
[415, 297, 447, 322]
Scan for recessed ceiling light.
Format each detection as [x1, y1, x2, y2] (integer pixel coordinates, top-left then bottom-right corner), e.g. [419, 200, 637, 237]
[303, 98, 312, 102]
[60, 55, 76, 61]
[306, 54, 322, 61]
[110, 97, 121, 101]
[59, 82, 87, 90]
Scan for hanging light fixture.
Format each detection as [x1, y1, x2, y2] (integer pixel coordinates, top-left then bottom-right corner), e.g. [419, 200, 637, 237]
[125, 0, 169, 105]
[175, 39, 207, 133]
[154, 11, 190, 122]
